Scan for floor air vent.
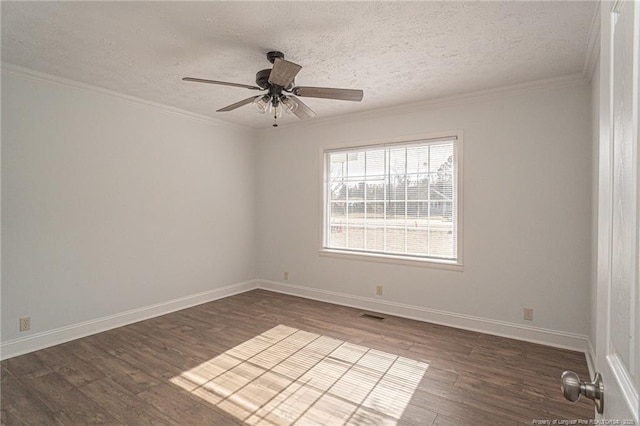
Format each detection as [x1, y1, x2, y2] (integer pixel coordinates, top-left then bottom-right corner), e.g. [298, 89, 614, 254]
[360, 312, 386, 321]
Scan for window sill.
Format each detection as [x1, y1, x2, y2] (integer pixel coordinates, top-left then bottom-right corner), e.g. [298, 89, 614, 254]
[318, 249, 463, 271]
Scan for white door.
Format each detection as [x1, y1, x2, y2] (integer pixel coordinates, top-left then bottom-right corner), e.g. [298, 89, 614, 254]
[595, 0, 639, 422]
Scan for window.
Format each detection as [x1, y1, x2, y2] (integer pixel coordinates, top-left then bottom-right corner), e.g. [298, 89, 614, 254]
[322, 134, 462, 267]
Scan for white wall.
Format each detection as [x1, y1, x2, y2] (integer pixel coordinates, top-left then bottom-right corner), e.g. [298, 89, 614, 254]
[1, 68, 257, 343]
[590, 60, 600, 355]
[1, 66, 593, 355]
[256, 81, 592, 338]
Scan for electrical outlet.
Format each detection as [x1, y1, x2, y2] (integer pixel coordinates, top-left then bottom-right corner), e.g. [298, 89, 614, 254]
[376, 285, 383, 296]
[284, 271, 289, 281]
[19, 317, 31, 332]
[523, 308, 534, 321]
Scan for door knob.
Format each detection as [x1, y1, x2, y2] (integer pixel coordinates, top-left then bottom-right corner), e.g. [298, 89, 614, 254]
[561, 371, 604, 413]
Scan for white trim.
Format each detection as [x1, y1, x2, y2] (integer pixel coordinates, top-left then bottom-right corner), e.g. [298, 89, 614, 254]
[256, 279, 590, 352]
[321, 130, 465, 153]
[271, 73, 588, 131]
[318, 249, 463, 271]
[0, 63, 255, 133]
[586, 339, 597, 378]
[1, 280, 591, 361]
[319, 130, 464, 269]
[611, 0, 624, 15]
[0, 280, 258, 361]
[325, 135, 459, 153]
[607, 353, 640, 423]
[2, 64, 588, 133]
[584, 2, 602, 82]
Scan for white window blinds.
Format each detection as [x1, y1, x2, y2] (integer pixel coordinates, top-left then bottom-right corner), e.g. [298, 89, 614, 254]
[324, 137, 458, 261]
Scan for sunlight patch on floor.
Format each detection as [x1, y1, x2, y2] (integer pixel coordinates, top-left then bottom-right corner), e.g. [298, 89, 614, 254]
[170, 324, 428, 425]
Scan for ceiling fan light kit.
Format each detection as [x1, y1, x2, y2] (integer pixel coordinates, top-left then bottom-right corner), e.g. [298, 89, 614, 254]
[182, 51, 363, 127]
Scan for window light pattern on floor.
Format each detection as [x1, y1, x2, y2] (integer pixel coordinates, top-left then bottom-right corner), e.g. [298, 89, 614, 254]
[170, 324, 428, 425]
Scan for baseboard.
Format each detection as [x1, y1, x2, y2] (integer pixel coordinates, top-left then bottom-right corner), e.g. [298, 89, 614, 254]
[1, 278, 590, 360]
[0, 279, 259, 360]
[257, 279, 590, 352]
[586, 339, 597, 377]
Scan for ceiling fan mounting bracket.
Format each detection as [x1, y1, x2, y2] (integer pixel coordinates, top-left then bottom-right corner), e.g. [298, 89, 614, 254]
[266, 51, 285, 64]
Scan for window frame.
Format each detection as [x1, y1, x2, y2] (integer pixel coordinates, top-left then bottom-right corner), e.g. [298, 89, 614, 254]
[319, 131, 464, 270]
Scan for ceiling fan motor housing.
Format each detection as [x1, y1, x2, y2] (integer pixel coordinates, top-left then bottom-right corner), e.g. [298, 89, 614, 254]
[258, 51, 296, 91]
[255, 69, 272, 89]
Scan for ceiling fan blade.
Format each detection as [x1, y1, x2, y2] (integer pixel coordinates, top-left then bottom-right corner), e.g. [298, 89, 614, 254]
[182, 77, 262, 91]
[268, 58, 302, 87]
[293, 86, 363, 102]
[216, 96, 261, 112]
[290, 96, 316, 120]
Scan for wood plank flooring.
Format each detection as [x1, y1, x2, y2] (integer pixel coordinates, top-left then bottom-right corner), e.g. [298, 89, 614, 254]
[1, 289, 593, 425]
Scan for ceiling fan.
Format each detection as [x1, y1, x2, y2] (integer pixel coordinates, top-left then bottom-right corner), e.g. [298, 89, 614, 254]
[182, 51, 364, 127]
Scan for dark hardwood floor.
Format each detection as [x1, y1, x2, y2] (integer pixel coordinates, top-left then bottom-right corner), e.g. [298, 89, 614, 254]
[1, 289, 593, 425]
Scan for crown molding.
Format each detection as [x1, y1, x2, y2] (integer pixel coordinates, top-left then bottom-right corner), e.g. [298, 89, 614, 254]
[0, 63, 254, 133]
[268, 72, 589, 133]
[2, 62, 589, 135]
[583, 2, 601, 81]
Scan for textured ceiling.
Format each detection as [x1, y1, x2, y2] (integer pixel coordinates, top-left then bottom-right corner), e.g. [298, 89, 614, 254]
[2, 1, 597, 128]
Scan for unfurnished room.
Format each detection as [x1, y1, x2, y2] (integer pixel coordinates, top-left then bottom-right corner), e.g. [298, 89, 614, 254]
[1, 1, 639, 425]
